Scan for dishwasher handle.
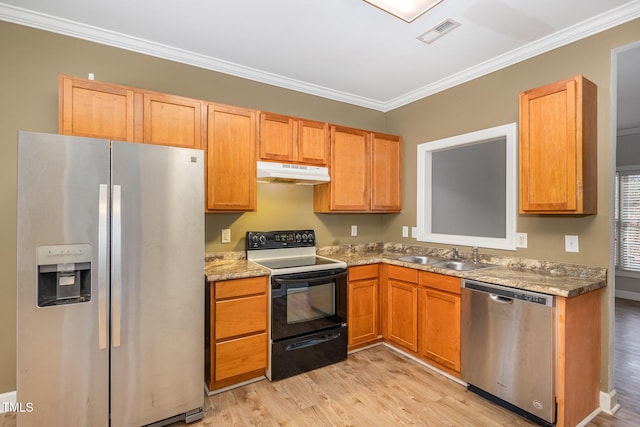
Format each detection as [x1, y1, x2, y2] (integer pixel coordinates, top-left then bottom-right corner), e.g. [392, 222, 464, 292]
[490, 294, 513, 304]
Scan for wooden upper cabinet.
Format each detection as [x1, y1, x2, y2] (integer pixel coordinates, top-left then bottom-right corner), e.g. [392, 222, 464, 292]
[206, 103, 257, 212]
[371, 132, 402, 211]
[297, 119, 329, 165]
[143, 92, 204, 149]
[59, 75, 136, 141]
[519, 75, 597, 214]
[315, 126, 370, 212]
[258, 112, 328, 165]
[314, 126, 402, 212]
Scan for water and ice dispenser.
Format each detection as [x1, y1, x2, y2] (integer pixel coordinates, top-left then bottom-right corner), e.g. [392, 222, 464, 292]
[37, 244, 91, 307]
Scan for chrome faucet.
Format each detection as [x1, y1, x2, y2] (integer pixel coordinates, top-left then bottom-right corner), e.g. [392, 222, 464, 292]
[451, 247, 459, 260]
[472, 246, 479, 264]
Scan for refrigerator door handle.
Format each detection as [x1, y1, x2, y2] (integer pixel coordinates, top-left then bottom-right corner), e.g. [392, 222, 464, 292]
[98, 184, 108, 350]
[112, 184, 122, 348]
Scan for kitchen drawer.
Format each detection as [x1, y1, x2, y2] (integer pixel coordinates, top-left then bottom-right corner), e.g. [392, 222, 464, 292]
[215, 294, 267, 339]
[215, 333, 267, 381]
[215, 276, 267, 299]
[349, 264, 379, 281]
[386, 265, 418, 283]
[419, 271, 461, 294]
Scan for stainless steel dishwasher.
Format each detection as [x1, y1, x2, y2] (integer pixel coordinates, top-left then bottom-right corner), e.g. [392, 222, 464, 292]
[461, 279, 556, 426]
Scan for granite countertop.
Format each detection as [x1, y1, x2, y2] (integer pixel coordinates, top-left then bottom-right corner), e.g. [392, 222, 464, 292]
[205, 243, 607, 298]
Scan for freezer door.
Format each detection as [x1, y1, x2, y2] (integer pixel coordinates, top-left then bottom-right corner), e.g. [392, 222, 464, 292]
[17, 132, 110, 426]
[110, 142, 204, 427]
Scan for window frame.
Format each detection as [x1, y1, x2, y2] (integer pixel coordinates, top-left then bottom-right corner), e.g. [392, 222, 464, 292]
[615, 166, 640, 278]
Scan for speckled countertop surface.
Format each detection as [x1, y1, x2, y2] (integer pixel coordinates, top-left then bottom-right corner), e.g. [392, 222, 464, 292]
[205, 243, 607, 298]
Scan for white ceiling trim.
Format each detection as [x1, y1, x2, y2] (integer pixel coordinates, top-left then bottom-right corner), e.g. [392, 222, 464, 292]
[2, 1, 640, 112]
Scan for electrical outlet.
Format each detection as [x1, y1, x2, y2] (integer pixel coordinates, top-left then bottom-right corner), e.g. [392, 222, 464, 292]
[516, 232, 528, 248]
[351, 225, 358, 237]
[411, 227, 417, 238]
[221, 228, 231, 243]
[565, 235, 579, 253]
[402, 226, 409, 237]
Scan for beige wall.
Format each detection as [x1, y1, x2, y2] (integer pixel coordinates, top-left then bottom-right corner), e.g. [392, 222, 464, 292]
[2, 17, 640, 397]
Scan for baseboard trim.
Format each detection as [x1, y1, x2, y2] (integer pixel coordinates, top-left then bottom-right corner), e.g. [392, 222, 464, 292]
[0, 390, 17, 413]
[599, 389, 621, 415]
[615, 289, 640, 301]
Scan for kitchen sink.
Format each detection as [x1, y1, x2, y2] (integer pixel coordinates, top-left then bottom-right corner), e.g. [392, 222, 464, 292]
[397, 255, 445, 265]
[433, 260, 495, 271]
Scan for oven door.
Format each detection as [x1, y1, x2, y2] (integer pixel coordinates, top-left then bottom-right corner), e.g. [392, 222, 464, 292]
[271, 268, 347, 342]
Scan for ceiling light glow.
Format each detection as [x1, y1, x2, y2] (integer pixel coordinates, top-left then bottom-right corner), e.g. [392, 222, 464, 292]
[364, 0, 444, 23]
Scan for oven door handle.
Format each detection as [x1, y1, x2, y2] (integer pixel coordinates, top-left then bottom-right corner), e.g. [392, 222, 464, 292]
[284, 332, 342, 351]
[272, 271, 346, 284]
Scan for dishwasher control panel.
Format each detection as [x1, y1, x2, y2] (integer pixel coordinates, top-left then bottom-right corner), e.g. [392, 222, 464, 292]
[462, 279, 554, 306]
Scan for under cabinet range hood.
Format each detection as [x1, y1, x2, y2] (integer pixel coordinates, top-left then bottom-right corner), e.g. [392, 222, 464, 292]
[256, 161, 330, 185]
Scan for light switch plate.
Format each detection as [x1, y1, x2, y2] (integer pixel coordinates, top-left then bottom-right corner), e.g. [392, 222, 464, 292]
[351, 225, 358, 237]
[565, 235, 579, 252]
[516, 232, 527, 248]
[411, 227, 418, 238]
[402, 226, 409, 237]
[221, 228, 231, 243]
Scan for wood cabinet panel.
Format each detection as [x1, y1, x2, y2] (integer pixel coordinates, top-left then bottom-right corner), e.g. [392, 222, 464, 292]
[519, 75, 597, 214]
[59, 75, 136, 141]
[206, 103, 257, 211]
[314, 126, 370, 211]
[215, 276, 266, 299]
[419, 271, 461, 294]
[371, 132, 402, 211]
[259, 113, 294, 161]
[215, 333, 268, 382]
[387, 279, 418, 352]
[419, 288, 460, 372]
[348, 264, 379, 281]
[143, 92, 204, 149]
[387, 265, 418, 283]
[348, 270, 379, 348]
[215, 294, 267, 340]
[258, 113, 328, 165]
[297, 119, 329, 165]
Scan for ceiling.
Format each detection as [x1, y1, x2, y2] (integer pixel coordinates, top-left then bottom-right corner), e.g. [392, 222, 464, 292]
[1, 0, 640, 126]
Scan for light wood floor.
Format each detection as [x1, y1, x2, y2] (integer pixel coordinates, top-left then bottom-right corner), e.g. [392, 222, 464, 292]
[2, 298, 639, 427]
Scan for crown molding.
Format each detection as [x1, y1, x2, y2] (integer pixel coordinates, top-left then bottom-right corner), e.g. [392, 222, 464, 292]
[2, 1, 640, 112]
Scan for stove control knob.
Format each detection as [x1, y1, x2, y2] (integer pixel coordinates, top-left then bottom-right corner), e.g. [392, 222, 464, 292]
[258, 235, 266, 245]
[295, 233, 302, 242]
[307, 232, 315, 242]
[302, 233, 308, 241]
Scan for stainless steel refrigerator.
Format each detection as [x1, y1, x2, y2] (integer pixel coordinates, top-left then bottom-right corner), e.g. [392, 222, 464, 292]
[16, 131, 204, 426]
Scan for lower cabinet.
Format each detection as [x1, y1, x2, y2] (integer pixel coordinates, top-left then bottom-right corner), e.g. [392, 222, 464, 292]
[205, 276, 268, 391]
[384, 265, 419, 352]
[347, 264, 380, 350]
[418, 271, 461, 373]
[382, 265, 461, 375]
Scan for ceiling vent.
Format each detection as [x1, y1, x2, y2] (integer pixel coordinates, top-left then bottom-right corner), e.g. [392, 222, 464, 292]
[417, 18, 461, 44]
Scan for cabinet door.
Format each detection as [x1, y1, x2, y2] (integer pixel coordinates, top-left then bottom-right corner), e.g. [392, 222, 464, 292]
[259, 112, 295, 162]
[297, 119, 329, 165]
[387, 279, 418, 352]
[315, 126, 370, 211]
[519, 75, 597, 214]
[419, 288, 461, 372]
[348, 277, 379, 347]
[59, 75, 136, 141]
[206, 103, 257, 211]
[371, 132, 402, 211]
[143, 92, 204, 149]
